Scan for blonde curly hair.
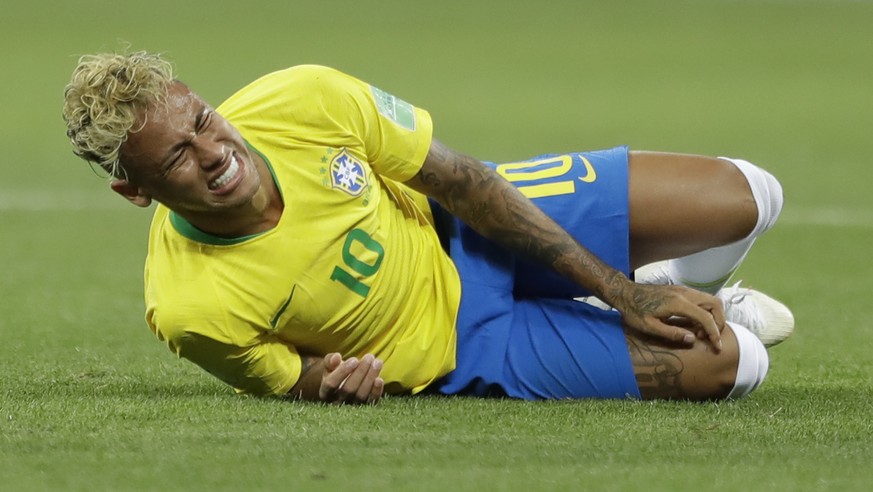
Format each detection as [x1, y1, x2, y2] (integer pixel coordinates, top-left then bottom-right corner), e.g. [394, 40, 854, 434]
[63, 51, 174, 177]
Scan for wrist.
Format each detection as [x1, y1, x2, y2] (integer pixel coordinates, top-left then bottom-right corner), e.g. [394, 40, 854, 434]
[597, 271, 633, 311]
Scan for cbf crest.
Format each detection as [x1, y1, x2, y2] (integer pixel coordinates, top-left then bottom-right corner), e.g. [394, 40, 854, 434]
[329, 149, 369, 196]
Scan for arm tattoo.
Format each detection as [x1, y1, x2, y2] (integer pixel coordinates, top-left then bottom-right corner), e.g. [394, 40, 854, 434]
[627, 284, 670, 318]
[418, 170, 441, 188]
[299, 356, 318, 379]
[416, 140, 627, 302]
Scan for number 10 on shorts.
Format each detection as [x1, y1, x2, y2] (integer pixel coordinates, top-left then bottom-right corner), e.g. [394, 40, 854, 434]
[496, 155, 595, 198]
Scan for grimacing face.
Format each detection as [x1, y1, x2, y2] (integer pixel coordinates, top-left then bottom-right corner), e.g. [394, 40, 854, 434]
[115, 81, 262, 218]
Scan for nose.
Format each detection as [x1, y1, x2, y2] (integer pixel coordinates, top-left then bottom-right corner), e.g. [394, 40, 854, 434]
[192, 135, 226, 170]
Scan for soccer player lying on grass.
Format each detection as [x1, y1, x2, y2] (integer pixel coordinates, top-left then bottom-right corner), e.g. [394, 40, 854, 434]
[62, 52, 793, 405]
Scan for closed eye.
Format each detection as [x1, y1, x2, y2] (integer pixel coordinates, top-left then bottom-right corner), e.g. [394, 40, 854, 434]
[162, 149, 186, 176]
[196, 109, 212, 132]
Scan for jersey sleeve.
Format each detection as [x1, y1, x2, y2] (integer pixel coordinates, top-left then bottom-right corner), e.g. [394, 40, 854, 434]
[298, 66, 434, 182]
[350, 75, 434, 181]
[172, 333, 301, 397]
[149, 310, 302, 397]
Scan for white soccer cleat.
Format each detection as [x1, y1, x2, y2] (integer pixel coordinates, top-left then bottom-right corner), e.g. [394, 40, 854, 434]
[718, 283, 794, 348]
[635, 260, 673, 285]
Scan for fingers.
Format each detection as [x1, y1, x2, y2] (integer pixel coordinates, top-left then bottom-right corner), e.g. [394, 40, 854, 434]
[705, 296, 726, 332]
[675, 288, 724, 352]
[639, 317, 699, 346]
[657, 292, 722, 352]
[340, 354, 384, 404]
[319, 353, 384, 405]
[683, 303, 723, 352]
[637, 313, 721, 353]
[323, 352, 343, 372]
[622, 284, 725, 352]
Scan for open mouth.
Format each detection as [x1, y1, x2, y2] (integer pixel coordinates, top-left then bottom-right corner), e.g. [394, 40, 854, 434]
[208, 154, 244, 193]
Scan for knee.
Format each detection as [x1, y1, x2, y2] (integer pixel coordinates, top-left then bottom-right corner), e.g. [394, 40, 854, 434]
[686, 322, 769, 401]
[629, 322, 770, 401]
[720, 157, 785, 235]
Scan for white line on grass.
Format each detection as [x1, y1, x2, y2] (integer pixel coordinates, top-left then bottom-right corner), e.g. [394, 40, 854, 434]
[0, 189, 124, 211]
[2, 189, 871, 228]
[779, 205, 873, 229]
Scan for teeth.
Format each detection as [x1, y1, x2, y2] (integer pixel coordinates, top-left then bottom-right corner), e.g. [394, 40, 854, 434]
[210, 155, 240, 190]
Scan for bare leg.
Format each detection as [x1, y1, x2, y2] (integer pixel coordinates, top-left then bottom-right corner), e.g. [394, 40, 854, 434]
[628, 151, 759, 270]
[626, 323, 740, 400]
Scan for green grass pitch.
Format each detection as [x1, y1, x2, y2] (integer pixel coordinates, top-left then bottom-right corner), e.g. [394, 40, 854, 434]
[1, 1, 872, 490]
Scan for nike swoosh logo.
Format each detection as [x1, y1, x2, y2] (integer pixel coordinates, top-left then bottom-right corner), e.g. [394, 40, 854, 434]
[578, 156, 597, 183]
[270, 284, 297, 328]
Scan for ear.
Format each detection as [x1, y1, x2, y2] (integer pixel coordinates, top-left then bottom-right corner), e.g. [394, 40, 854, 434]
[110, 179, 153, 208]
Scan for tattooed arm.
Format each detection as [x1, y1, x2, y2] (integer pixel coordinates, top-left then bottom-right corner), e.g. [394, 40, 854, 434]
[404, 139, 724, 350]
[287, 353, 384, 404]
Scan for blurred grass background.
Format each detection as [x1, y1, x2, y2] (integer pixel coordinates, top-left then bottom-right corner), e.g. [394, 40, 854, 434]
[1, 1, 872, 490]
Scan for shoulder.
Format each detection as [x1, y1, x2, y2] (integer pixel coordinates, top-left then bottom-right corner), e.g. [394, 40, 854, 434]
[227, 65, 362, 102]
[278, 64, 350, 81]
[217, 65, 369, 123]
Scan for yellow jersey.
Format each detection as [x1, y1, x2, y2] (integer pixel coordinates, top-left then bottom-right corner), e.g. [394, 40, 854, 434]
[144, 65, 461, 396]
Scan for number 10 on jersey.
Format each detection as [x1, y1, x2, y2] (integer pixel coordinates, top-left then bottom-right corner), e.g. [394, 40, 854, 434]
[330, 228, 384, 297]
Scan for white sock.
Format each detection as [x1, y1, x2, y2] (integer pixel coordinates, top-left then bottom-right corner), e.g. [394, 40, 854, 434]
[668, 157, 783, 294]
[726, 321, 769, 399]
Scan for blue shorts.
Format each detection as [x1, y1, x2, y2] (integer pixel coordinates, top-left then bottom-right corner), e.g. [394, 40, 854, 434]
[426, 146, 640, 400]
